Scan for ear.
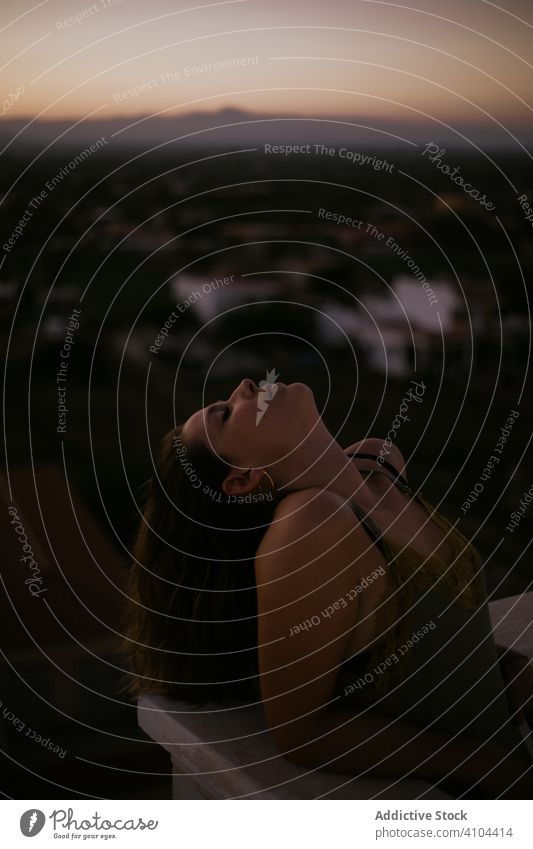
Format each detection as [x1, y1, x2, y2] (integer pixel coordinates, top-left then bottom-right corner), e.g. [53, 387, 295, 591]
[221, 467, 264, 497]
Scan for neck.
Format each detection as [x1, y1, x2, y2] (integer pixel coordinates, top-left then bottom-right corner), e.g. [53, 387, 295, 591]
[268, 426, 372, 508]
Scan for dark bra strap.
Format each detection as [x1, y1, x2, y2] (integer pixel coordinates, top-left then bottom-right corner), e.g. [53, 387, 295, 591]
[349, 498, 389, 558]
[347, 451, 411, 491]
[347, 450, 411, 558]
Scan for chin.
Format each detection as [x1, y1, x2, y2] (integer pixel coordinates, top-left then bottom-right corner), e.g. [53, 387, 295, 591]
[286, 382, 316, 415]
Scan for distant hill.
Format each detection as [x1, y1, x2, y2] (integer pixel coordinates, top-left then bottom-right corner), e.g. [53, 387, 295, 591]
[1, 107, 531, 151]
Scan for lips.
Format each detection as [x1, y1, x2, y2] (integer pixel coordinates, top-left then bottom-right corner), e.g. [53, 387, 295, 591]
[259, 381, 285, 390]
[259, 382, 278, 401]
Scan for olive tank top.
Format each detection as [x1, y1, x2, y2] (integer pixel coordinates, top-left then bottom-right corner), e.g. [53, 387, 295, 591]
[335, 451, 532, 763]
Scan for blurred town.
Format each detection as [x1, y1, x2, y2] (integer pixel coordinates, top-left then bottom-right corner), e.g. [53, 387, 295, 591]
[1, 144, 532, 796]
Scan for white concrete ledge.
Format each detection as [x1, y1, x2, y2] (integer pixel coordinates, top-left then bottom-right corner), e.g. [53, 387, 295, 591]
[138, 592, 533, 799]
[138, 694, 450, 799]
[488, 592, 533, 657]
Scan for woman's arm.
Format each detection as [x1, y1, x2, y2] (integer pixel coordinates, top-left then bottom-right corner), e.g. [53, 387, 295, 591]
[255, 489, 533, 798]
[276, 700, 533, 799]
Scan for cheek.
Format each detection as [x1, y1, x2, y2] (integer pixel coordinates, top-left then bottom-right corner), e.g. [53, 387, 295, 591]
[225, 409, 257, 454]
[235, 405, 256, 432]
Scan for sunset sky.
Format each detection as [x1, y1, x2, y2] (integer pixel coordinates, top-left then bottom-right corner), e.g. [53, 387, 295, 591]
[2, 0, 532, 129]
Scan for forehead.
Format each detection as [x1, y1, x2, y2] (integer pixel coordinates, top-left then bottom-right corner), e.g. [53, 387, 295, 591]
[181, 406, 212, 445]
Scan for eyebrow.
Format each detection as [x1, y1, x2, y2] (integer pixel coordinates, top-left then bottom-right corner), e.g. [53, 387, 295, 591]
[206, 402, 225, 430]
[183, 404, 222, 445]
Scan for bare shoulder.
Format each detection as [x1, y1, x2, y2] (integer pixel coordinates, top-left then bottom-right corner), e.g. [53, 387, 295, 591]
[255, 487, 369, 580]
[344, 437, 408, 482]
[270, 485, 349, 523]
[254, 486, 381, 744]
[260, 486, 355, 539]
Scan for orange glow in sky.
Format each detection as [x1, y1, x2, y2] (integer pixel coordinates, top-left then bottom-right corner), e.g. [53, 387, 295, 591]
[1, 0, 532, 127]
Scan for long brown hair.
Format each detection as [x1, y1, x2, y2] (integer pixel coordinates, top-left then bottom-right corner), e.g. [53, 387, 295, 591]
[121, 424, 282, 704]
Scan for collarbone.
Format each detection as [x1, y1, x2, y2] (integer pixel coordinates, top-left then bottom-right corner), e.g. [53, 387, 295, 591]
[273, 486, 350, 519]
[258, 487, 361, 557]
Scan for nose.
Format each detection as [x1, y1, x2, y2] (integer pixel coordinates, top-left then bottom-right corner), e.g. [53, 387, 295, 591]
[242, 378, 257, 396]
[232, 378, 256, 400]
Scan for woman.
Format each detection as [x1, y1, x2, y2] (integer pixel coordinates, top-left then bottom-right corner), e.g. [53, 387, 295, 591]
[123, 377, 533, 798]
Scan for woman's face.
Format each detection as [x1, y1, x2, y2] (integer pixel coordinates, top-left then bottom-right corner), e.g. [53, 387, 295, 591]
[181, 378, 319, 470]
